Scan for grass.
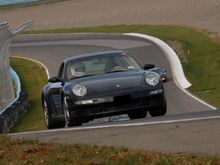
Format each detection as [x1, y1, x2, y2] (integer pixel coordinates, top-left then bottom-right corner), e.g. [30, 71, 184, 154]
[24, 25, 220, 108]
[0, 135, 218, 165]
[10, 57, 48, 132]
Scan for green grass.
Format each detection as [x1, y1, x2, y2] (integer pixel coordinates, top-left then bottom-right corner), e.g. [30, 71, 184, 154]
[10, 57, 48, 132]
[0, 135, 218, 165]
[24, 25, 220, 108]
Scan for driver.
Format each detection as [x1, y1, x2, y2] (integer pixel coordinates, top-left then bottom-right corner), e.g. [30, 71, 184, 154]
[70, 62, 86, 78]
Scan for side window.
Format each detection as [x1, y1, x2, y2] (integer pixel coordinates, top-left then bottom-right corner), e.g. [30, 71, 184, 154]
[57, 63, 64, 78]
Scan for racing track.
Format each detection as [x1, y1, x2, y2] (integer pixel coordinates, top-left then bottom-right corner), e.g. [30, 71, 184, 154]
[8, 34, 220, 155]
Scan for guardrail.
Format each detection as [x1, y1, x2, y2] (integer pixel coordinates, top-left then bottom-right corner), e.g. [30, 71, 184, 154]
[0, 91, 30, 133]
[0, 22, 15, 111]
[0, 22, 32, 133]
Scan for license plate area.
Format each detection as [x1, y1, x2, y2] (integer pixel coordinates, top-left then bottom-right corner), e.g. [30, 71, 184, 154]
[114, 95, 131, 105]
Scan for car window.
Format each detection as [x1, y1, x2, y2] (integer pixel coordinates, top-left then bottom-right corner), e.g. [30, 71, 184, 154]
[66, 53, 141, 80]
[85, 57, 107, 74]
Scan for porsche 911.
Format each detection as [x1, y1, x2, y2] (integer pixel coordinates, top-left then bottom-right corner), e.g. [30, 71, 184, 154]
[42, 50, 167, 129]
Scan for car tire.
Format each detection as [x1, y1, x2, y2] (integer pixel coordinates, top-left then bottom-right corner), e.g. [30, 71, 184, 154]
[63, 99, 82, 127]
[43, 98, 65, 129]
[149, 102, 167, 117]
[128, 110, 147, 119]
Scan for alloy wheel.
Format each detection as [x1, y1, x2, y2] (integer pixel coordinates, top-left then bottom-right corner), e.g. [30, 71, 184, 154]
[43, 100, 49, 127]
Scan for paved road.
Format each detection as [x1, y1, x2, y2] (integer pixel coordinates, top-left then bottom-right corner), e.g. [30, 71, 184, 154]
[10, 111, 220, 156]
[9, 34, 220, 155]
[4, 0, 220, 155]
[10, 34, 212, 115]
[1, 0, 220, 37]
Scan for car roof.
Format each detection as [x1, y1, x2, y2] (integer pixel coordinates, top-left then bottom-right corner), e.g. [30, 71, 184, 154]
[64, 50, 126, 63]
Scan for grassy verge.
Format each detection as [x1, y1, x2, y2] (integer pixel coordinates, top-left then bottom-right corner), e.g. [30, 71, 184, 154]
[10, 57, 48, 132]
[0, 135, 218, 165]
[24, 25, 220, 108]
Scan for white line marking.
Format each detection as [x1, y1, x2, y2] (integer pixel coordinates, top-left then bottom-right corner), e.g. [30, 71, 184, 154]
[124, 33, 216, 110]
[179, 88, 216, 110]
[9, 115, 220, 136]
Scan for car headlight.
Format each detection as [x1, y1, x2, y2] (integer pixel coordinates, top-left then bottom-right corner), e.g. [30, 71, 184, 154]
[72, 84, 87, 97]
[145, 72, 160, 86]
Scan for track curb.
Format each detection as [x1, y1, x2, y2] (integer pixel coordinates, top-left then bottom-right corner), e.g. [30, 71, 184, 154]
[124, 33, 216, 110]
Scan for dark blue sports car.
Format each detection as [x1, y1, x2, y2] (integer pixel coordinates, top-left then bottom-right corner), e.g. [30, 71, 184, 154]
[42, 51, 167, 129]
[149, 67, 168, 82]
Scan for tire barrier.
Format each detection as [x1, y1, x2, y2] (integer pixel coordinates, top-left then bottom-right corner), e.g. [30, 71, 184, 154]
[0, 91, 30, 133]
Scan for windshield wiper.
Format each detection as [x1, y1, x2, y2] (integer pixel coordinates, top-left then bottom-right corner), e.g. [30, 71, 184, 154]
[69, 74, 94, 80]
[105, 69, 129, 74]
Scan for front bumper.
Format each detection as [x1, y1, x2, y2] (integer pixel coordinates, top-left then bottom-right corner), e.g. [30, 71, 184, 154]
[66, 89, 166, 119]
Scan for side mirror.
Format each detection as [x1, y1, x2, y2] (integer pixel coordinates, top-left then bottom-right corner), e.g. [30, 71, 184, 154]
[143, 64, 155, 70]
[48, 77, 63, 83]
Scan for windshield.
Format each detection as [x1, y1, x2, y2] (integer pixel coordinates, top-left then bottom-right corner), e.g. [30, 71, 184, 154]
[66, 52, 141, 80]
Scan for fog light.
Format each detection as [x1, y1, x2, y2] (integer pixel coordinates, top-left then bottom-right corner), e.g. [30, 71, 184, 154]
[75, 97, 113, 105]
[75, 100, 93, 105]
[149, 89, 163, 95]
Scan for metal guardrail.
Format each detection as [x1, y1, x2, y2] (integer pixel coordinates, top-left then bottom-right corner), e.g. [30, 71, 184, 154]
[0, 22, 15, 111]
[0, 21, 32, 133]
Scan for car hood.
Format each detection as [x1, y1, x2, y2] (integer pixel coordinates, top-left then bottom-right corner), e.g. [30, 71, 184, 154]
[73, 70, 145, 93]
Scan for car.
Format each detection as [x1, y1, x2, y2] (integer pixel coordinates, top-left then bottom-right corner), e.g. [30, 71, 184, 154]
[149, 67, 168, 82]
[41, 50, 167, 129]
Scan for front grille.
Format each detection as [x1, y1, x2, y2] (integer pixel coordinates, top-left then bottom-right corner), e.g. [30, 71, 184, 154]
[113, 95, 131, 105]
[70, 92, 164, 117]
[73, 97, 143, 115]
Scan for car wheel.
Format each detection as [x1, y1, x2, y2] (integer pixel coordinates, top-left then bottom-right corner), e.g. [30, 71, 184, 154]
[43, 98, 65, 129]
[128, 110, 147, 120]
[63, 99, 82, 127]
[149, 102, 167, 117]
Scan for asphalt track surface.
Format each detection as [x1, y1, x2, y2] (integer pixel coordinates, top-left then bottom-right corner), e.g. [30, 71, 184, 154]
[10, 34, 212, 114]
[9, 34, 220, 155]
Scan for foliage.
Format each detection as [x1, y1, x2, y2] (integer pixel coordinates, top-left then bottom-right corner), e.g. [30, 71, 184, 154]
[0, 136, 218, 165]
[10, 57, 48, 132]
